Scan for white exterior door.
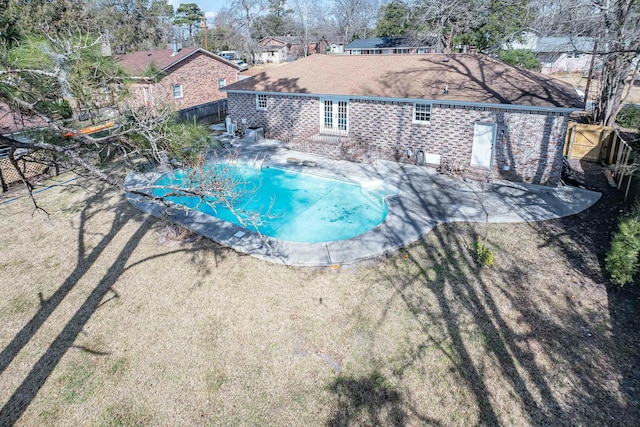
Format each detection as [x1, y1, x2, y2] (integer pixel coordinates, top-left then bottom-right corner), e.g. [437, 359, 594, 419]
[321, 99, 348, 135]
[471, 122, 496, 168]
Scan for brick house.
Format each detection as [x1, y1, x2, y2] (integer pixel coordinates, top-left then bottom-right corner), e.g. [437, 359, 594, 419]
[223, 54, 582, 186]
[117, 46, 240, 111]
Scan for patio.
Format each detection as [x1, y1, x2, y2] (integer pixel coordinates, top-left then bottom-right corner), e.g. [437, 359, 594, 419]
[125, 139, 601, 266]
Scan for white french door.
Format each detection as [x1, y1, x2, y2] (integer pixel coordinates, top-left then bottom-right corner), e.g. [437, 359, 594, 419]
[321, 99, 348, 135]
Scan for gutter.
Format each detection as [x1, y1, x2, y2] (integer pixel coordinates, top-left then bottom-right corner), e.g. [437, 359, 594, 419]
[222, 89, 581, 114]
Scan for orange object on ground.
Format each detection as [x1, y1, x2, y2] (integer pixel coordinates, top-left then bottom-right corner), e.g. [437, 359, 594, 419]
[63, 121, 114, 137]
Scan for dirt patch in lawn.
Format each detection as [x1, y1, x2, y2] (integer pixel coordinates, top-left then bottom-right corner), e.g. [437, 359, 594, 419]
[0, 167, 639, 426]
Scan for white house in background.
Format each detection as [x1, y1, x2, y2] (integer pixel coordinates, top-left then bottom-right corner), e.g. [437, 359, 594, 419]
[505, 32, 598, 74]
[329, 43, 344, 54]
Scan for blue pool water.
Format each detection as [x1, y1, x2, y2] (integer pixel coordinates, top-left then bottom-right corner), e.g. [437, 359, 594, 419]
[153, 163, 395, 243]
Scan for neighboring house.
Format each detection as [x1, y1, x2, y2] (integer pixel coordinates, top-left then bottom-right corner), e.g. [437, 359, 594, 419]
[505, 32, 597, 74]
[329, 43, 344, 54]
[344, 37, 439, 55]
[223, 54, 583, 186]
[254, 36, 327, 64]
[117, 45, 241, 111]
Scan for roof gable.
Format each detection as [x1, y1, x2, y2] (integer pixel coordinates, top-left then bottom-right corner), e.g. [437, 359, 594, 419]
[116, 48, 239, 76]
[224, 54, 582, 109]
[259, 36, 301, 46]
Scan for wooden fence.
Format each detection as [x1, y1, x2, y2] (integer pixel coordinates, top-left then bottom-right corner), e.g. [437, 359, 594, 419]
[178, 99, 228, 124]
[607, 131, 635, 201]
[565, 122, 636, 202]
[565, 122, 614, 162]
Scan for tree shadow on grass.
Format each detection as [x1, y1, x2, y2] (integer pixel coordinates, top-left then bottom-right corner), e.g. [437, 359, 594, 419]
[328, 370, 406, 427]
[0, 180, 228, 426]
[327, 168, 638, 424]
[529, 161, 640, 413]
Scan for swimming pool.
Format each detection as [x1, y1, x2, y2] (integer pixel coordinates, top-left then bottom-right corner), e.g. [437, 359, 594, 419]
[152, 163, 396, 243]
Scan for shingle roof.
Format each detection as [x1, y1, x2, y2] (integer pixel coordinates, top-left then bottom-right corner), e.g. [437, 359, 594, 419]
[116, 48, 239, 76]
[345, 37, 429, 49]
[224, 54, 582, 109]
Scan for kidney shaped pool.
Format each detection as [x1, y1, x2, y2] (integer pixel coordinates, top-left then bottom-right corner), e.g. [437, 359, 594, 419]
[152, 163, 397, 243]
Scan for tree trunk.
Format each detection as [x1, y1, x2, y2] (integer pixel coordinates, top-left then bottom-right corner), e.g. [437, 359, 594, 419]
[595, 53, 635, 127]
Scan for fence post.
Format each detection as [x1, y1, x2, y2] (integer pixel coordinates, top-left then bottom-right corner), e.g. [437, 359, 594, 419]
[625, 174, 632, 202]
[618, 147, 632, 189]
[609, 132, 618, 165]
[0, 166, 7, 193]
[566, 122, 576, 158]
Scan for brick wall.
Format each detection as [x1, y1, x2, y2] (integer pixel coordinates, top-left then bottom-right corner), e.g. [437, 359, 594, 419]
[227, 93, 320, 139]
[128, 52, 238, 111]
[227, 93, 569, 186]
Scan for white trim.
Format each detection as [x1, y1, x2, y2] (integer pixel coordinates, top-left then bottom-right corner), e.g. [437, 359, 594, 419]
[173, 84, 183, 99]
[224, 90, 579, 114]
[256, 93, 267, 110]
[413, 102, 432, 123]
[162, 48, 241, 72]
[319, 97, 349, 135]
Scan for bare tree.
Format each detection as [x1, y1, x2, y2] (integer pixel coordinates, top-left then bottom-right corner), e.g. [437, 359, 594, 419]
[331, 0, 380, 44]
[410, 0, 490, 52]
[217, 0, 266, 59]
[532, 0, 640, 126]
[290, 0, 322, 56]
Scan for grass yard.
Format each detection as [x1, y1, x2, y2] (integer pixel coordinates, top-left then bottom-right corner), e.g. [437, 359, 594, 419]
[549, 72, 640, 105]
[0, 167, 639, 426]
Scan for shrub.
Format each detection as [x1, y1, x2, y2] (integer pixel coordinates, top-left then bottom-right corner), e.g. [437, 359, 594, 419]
[498, 49, 541, 71]
[475, 238, 495, 267]
[615, 104, 640, 130]
[606, 207, 640, 286]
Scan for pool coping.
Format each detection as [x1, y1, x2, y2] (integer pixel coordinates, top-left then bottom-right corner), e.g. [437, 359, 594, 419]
[125, 140, 602, 267]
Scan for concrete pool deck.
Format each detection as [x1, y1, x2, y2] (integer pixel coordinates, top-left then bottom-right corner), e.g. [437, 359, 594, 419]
[125, 139, 601, 267]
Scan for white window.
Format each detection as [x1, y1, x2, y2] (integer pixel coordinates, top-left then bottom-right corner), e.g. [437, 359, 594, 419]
[417, 48, 428, 54]
[350, 49, 361, 55]
[218, 79, 226, 88]
[173, 84, 183, 99]
[413, 103, 432, 122]
[256, 94, 267, 110]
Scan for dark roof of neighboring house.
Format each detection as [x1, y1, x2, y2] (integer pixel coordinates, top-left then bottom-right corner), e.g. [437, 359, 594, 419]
[535, 36, 594, 53]
[345, 37, 432, 50]
[224, 54, 582, 109]
[116, 47, 239, 76]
